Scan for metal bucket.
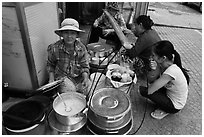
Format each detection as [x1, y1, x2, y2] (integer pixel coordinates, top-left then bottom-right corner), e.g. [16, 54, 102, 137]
[52, 92, 87, 126]
[48, 110, 87, 135]
[87, 88, 132, 135]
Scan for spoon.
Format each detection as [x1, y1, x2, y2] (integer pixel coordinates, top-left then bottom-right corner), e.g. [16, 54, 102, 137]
[57, 92, 71, 112]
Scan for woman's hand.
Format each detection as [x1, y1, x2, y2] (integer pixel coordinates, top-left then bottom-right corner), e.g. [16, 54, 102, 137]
[82, 77, 91, 95]
[93, 22, 98, 27]
[82, 77, 89, 89]
[81, 72, 91, 94]
[123, 42, 133, 49]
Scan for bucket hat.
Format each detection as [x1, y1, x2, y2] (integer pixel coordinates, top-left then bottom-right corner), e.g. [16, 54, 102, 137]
[55, 18, 84, 36]
[106, 2, 120, 11]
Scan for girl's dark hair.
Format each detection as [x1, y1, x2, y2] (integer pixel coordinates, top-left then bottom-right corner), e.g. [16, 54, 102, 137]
[134, 15, 154, 30]
[153, 40, 190, 85]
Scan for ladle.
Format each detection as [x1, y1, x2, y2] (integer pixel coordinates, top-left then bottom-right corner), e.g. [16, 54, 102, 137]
[57, 92, 71, 112]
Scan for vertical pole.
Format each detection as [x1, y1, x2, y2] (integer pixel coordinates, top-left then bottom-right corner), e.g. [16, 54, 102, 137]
[15, 2, 39, 89]
[133, 2, 149, 21]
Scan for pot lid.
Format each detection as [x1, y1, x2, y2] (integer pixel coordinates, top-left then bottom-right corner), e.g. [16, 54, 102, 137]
[87, 42, 113, 52]
[90, 88, 131, 118]
[53, 92, 86, 116]
[3, 100, 45, 130]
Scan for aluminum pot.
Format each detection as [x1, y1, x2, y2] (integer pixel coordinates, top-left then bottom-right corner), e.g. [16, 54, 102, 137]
[53, 92, 87, 126]
[89, 88, 131, 120]
[48, 110, 87, 134]
[87, 42, 114, 69]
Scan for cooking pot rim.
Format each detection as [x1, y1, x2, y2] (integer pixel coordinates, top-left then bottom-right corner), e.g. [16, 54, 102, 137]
[53, 92, 86, 117]
[3, 100, 45, 130]
[5, 114, 45, 132]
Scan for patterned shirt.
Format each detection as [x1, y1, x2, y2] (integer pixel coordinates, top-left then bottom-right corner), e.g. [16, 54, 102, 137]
[94, 12, 127, 31]
[126, 29, 161, 68]
[47, 39, 90, 80]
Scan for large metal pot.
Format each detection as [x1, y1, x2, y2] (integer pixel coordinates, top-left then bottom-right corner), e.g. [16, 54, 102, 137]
[87, 88, 132, 134]
[3, 98, 48, 135]
[53, 92, 87, 126]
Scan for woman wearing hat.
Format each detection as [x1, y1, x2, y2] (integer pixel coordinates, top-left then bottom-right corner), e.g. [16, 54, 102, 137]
[88, 2, 128, 49]
[47, 18, 91, 95]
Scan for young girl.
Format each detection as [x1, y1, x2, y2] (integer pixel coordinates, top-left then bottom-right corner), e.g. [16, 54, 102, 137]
[140, 40, 190, 119]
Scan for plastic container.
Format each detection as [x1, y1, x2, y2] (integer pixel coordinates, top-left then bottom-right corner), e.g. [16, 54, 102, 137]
[88, 72, 106, 97]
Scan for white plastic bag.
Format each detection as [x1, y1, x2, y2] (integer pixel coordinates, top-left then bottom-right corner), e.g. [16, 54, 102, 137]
[106, 64, 137, 88]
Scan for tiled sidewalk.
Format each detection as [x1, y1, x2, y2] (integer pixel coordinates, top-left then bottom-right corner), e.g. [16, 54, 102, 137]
[132, 26, 202, 135]
[133, 2, 202, 134]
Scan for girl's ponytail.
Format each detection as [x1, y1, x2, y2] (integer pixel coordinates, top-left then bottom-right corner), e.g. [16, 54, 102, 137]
[153, 40, 190, 85]
[173, 50, 190, 85]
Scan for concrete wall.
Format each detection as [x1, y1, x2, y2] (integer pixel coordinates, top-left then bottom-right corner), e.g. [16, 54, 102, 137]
[2, 5, 32, 89]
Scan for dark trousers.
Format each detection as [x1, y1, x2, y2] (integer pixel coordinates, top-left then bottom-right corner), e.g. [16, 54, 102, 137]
[139, 86, 180, 113]
[88, 26, 122, 50]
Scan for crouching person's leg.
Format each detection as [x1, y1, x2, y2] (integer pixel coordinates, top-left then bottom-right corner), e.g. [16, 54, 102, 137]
[139, 86, 180, 119]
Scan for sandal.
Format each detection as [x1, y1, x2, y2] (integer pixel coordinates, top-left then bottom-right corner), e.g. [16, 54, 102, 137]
[151, 109, 169, 120]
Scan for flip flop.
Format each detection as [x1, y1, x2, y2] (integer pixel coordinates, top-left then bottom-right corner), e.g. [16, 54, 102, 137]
[151, 109, 169, 120]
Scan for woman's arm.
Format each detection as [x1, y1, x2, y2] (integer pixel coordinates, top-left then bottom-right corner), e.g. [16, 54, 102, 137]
[82, 72, 89, 81]
[94, 13, 105, 27]
[77, 42, 90, 76]
[47, 44, 57, 82]
[125, 35, 150, 58]
[148, 74, 173, 95]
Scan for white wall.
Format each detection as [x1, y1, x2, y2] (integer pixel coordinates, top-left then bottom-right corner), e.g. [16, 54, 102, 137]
[24, 2, 59, 86]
